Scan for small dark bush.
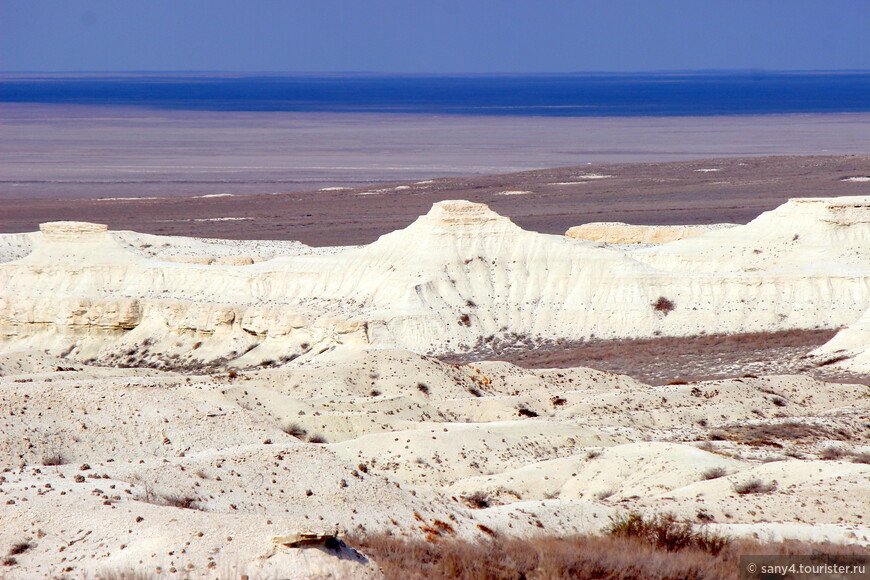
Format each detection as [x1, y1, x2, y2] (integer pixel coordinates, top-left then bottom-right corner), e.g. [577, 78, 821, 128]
[308, 434, 328, 444]
[8, 542, 32, 556]
[464, 491, 490, 509]
[733, 479, 777, 495]
[281, 423, 308, 439]
[42, 452, 66, 466]
[161, 494, 200, 510]
[701, 467, 727, 480]
[819, 446, 848, 460]
[417, 383, 430, 395]
[851, 452, 870, 465]
[517, 407, 538, 418]
[652, 297, 676, 315]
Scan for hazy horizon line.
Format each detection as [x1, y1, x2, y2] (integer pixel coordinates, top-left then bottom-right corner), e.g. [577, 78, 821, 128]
[2, 68, 869, 77]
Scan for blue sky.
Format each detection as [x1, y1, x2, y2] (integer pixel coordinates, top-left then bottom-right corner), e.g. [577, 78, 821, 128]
[1, 0, 868, 73]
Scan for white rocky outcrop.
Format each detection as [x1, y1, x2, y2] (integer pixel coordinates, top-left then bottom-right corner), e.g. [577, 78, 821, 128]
[629, 196, 870, 272]
[566, 222, 737, 244]
[809, 304, 870, 373]
[1, 197, 869, 366]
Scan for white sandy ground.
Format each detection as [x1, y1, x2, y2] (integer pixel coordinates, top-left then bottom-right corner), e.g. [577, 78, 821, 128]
[0, 348, 867, 579]
[1, 197, 869, 577]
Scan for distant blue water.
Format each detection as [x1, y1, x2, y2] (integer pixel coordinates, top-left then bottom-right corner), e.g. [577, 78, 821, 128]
[1, 72, 869, 116]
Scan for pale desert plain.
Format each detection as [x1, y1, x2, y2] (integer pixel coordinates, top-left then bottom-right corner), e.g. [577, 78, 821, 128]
[1, 155, 870, 579]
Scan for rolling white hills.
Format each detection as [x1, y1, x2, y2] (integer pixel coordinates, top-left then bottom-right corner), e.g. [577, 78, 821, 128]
[1, 196, 868, 578]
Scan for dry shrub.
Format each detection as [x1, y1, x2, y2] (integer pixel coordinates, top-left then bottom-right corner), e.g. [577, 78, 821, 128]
[819, 445, 849, 460]
[7, 542, 32, 556]
[158, 493, 201, 510]
[850, 451, 870, 464]
[281, 423, 308, 439]
[463, 491, 490, 509]
[701, 467, 727, 480]
[42, 452, 66, 466]
[652, 296, 676, 315]
[733, 479, 777, 495]
[606, 512, 730, 555]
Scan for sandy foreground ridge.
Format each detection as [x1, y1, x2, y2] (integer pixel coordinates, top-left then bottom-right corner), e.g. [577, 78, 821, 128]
[0, 194, 869, 578]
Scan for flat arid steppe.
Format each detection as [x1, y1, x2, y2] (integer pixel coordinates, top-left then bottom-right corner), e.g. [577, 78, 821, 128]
[1, 158, 869, 578]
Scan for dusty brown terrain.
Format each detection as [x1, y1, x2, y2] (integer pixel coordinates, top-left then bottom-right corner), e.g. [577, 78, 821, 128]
[3, 155, 869, 245]
[441, 329, 870, 386]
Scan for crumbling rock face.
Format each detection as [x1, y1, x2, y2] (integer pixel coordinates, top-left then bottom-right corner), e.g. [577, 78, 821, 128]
[39, 220, 108, 239]
[1, 198, 868, 367]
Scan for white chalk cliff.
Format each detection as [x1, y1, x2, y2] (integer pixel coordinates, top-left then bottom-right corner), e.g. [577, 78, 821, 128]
[1, 198, 869, 369]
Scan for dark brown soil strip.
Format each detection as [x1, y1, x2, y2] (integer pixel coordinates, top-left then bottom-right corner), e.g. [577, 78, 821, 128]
[440, 329, 869, 385]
